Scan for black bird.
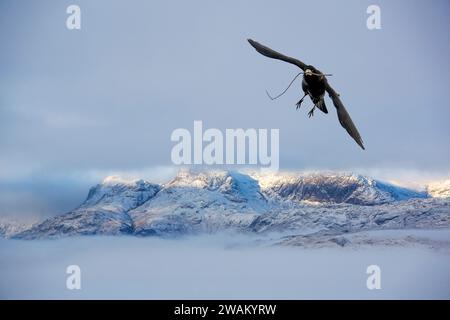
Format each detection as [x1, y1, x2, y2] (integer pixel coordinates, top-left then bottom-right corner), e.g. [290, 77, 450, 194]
[248, 39, 365, 150]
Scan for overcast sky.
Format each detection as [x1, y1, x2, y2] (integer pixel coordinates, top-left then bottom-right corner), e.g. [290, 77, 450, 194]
[1, 0, 449, 218]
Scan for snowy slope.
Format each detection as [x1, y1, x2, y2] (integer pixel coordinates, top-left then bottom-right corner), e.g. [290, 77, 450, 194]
[0, 218, 36, 239]
[130, 170, 267, 236]
[249, 197, 450, 234]
[16, 177, 160, 239]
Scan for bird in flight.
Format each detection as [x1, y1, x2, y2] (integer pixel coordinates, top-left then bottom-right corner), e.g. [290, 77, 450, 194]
[248, 39, 365, 150]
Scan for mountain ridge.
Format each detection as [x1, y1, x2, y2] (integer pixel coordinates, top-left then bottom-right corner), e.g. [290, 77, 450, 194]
[6, 169, 450, 239]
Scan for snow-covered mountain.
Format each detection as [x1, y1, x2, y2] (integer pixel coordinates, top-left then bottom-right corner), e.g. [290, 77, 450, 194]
[8, 170, 450, 240]
[251, 171, 427, 205]
[16, 176, 160, 239]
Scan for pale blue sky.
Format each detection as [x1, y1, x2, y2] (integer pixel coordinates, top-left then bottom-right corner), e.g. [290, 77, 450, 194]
[1, 0, 449, 218]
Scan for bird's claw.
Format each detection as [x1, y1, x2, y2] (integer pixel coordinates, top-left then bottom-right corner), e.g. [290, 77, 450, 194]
[308, 108, 315, 118]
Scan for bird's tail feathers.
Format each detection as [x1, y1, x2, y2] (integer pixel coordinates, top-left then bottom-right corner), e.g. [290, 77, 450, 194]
[314, 98, 328, 114]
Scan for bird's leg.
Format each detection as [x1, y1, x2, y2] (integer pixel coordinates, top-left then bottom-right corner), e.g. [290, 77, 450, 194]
[308, 106, 316, 118]
[296, 93, 307, 110]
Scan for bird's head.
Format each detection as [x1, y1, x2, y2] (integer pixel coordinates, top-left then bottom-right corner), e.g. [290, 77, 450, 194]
[304, 66, 327, 78]
[305, 65, 319, 77]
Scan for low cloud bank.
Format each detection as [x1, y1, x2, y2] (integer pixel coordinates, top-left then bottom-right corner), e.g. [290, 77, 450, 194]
[1, 235, 450, 299]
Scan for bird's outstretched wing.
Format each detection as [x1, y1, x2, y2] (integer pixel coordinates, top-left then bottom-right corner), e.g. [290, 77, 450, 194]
[324, 80, 365, 150]
[248, 39, 306, 71]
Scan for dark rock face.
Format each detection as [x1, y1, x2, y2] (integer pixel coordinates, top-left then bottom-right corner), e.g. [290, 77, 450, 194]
[261, 173, 427, 205]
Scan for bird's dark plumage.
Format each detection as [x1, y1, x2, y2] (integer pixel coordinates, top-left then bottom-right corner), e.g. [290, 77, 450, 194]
[248, 39, 307, 71]
[247, 39, 365, 150]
